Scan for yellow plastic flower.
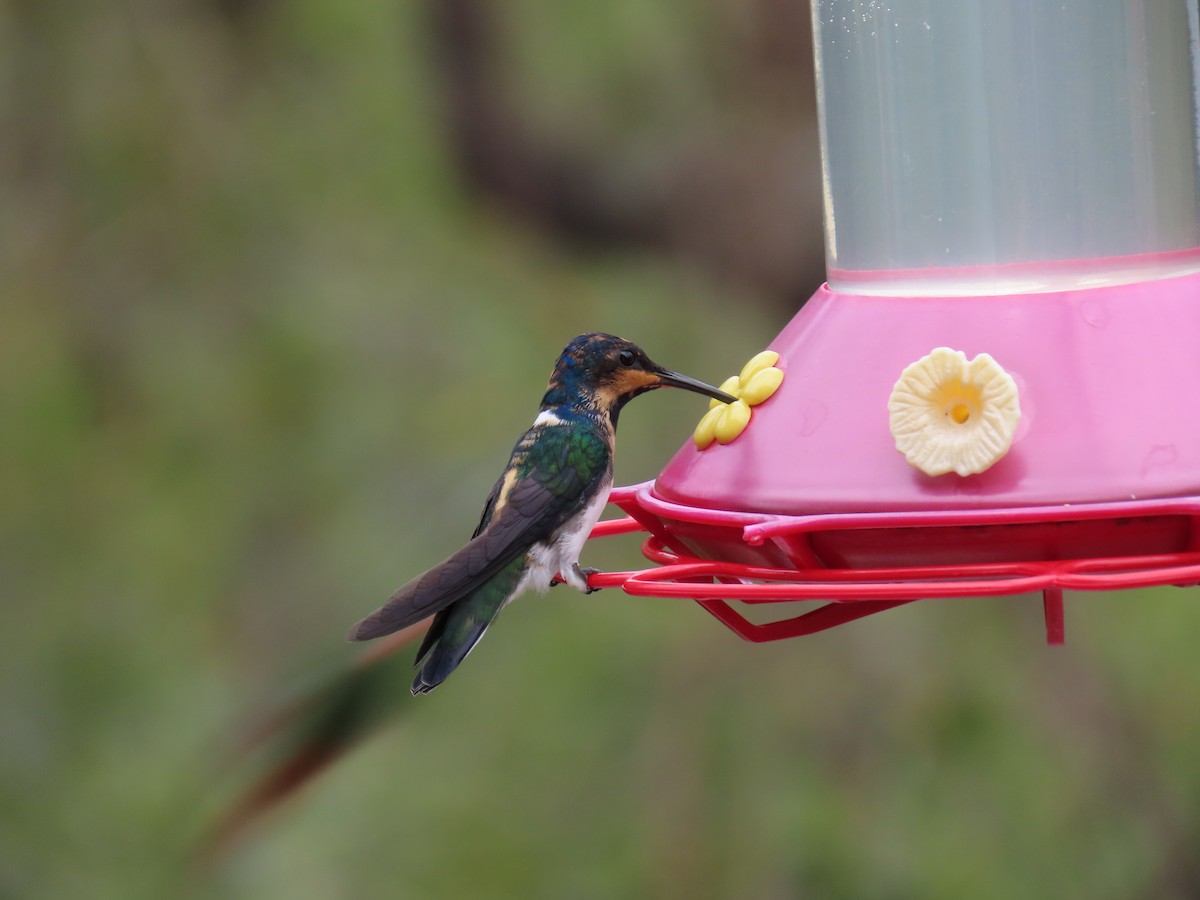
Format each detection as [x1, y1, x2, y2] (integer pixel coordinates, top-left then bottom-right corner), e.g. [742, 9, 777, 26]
[888, 347, 1021, 477]
[694, 350, 784, 449]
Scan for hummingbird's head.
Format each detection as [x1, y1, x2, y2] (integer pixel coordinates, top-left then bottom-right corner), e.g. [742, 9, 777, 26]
[544, 333, 736, 422]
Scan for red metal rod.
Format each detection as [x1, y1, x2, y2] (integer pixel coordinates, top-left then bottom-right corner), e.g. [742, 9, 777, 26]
[1042, 586, 1065, 645]
[584, 486, 1200, 643]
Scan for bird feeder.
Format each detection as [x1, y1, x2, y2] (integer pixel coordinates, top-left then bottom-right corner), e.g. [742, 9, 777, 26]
[590, 0, 1200, 643]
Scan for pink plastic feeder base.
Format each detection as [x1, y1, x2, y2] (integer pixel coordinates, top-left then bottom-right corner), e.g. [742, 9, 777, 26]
[660, 271, 1200, 517]
[584, 270, 1200, 644]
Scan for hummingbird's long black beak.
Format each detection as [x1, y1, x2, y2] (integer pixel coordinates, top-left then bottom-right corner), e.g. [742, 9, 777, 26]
[656, 369, 738, 404]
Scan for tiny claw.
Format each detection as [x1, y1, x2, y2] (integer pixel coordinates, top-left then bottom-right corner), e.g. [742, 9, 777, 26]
[574, 564, 602, 594]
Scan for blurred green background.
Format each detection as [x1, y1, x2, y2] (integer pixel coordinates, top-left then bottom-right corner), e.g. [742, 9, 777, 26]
[6, 1, 1200, 898]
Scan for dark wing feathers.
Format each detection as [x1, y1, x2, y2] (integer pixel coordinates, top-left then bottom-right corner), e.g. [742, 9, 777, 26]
[345, 492, 548, 641]
[470, 475, 503, 540]
[346, 423, 611, 642]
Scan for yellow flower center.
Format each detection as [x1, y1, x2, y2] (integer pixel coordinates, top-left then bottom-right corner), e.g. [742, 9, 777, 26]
[929, 378, 982, 427]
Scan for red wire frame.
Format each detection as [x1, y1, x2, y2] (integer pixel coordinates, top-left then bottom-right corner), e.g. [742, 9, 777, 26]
[584, 483, 1200, 645]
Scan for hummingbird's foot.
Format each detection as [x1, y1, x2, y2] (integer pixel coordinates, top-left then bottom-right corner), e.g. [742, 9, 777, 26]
[572, 563, 602, 594]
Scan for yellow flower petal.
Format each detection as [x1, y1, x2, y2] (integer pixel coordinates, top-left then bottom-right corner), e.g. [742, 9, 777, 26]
[694, 350, 785, 449]
[710, 374, 742, 409]
[739, 350, 780, 383]
[693, 405, 724, 449]
[888, 348, 1020, 477]
[739, 366, 784, 405]
[715, 399, 752, 444]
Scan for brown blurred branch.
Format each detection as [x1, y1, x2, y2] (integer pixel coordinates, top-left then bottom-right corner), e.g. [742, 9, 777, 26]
[427, 0, 826, 310]
[429, 0, 662, 248]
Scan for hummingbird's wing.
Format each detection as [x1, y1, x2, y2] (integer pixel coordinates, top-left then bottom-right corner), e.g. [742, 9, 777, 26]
[470, 476, 503, 540]
[347, 423, 610, 642]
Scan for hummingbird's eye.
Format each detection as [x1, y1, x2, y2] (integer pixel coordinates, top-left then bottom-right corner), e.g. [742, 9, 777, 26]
[618, 350, 636, 368]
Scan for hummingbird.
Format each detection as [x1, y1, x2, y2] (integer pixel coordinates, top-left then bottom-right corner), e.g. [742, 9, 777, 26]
[346, 332, 736, 694]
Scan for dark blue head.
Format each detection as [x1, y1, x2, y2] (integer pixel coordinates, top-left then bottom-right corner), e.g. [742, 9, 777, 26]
[541, 333, 735, 423]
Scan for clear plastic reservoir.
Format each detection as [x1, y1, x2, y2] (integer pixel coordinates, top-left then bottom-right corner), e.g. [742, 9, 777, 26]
[812, 0, 1200, 295]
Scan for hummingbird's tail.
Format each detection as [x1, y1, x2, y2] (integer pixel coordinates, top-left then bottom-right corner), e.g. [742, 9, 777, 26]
[411, 620, 479, 694]
[410, 557, 527, 694]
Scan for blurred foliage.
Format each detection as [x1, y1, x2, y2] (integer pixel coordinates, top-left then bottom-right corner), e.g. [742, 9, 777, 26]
[4, 2, 1200, 899]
